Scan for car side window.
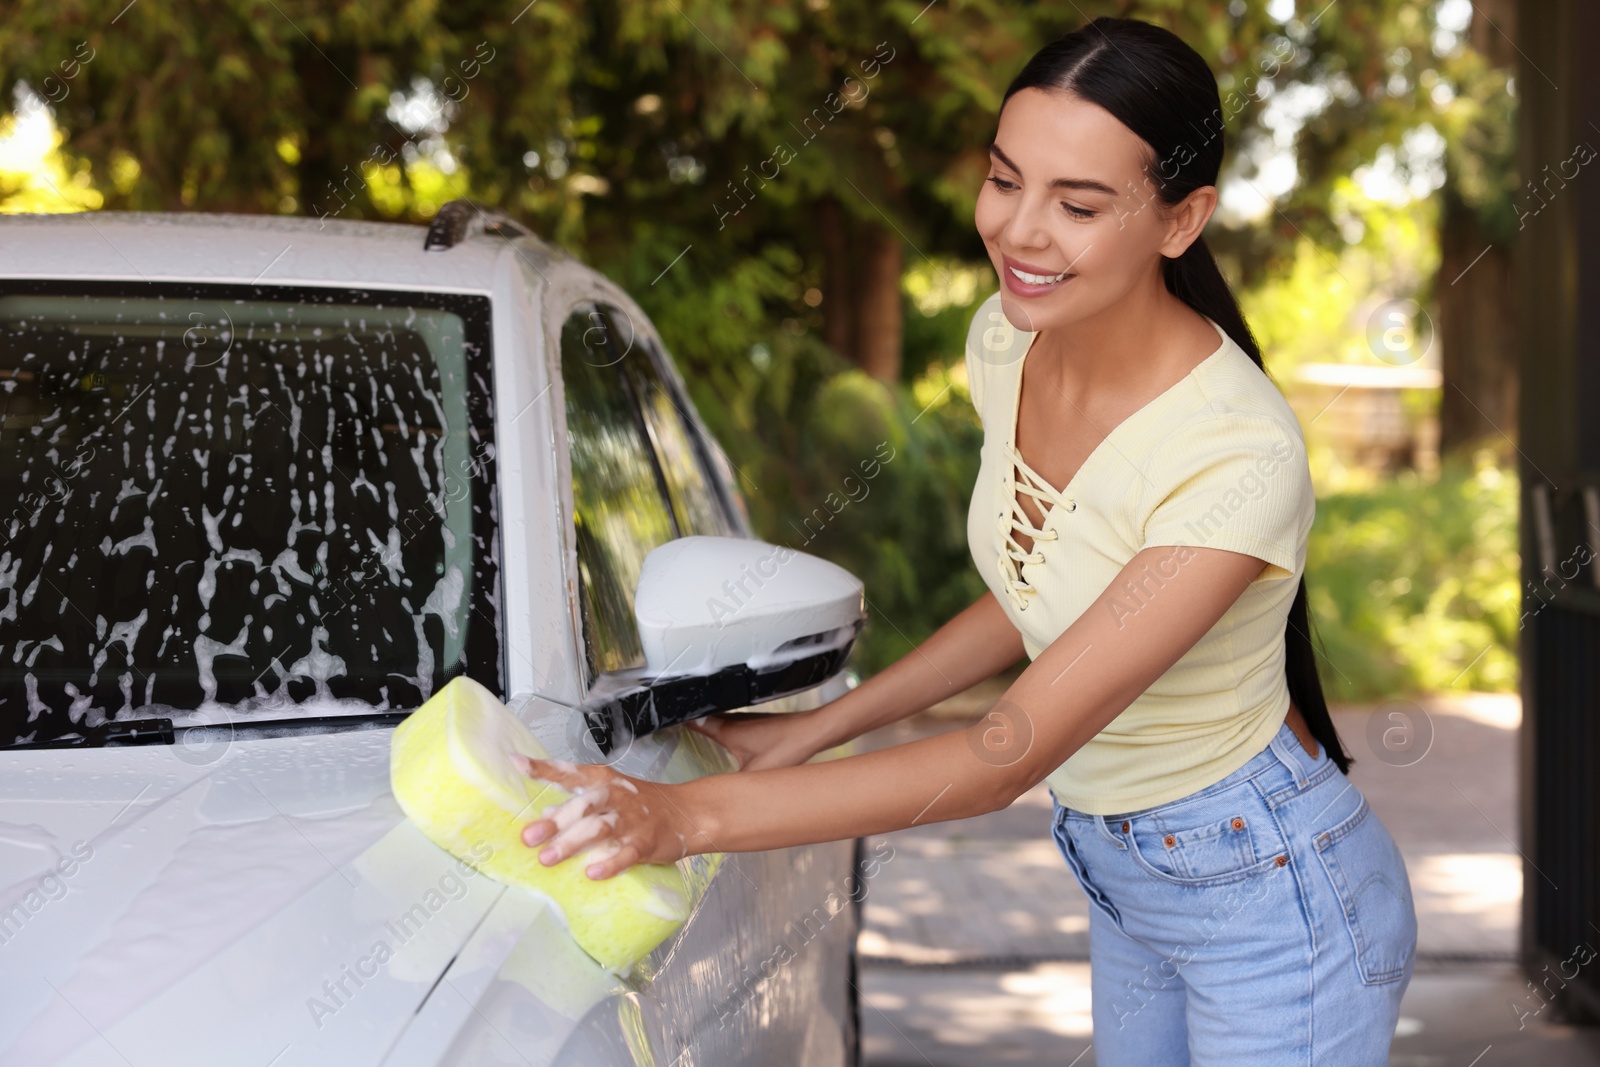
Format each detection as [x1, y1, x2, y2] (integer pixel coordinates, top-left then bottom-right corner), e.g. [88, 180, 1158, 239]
[612, 313, 736, 538]
[560, 303, 677, 678]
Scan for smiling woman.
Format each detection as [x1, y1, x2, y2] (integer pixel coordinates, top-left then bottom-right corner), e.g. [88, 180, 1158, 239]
[514, 16, 1415, 1066]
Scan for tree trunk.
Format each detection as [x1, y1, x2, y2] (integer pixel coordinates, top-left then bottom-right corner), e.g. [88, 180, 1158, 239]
[1434, 0, 1519, 456]
[817, 195, 855, 360]
[816, 195, 903, 382]
[1469, 0, 1517, 66]
[855, 226, 903, 382]
[294, 44, 357, 222]
[1437, 189, 1518, 455]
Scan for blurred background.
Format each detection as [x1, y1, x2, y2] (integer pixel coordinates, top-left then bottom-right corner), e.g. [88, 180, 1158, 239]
[7, 1, 1593, 1063]
[0, 0, 1519, 695]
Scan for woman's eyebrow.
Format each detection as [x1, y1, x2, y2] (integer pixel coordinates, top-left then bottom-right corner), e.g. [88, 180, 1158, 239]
[988, 142, 1119, 196]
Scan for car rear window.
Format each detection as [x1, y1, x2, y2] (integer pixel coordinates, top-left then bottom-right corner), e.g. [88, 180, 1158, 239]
[0, 282, 501, 746]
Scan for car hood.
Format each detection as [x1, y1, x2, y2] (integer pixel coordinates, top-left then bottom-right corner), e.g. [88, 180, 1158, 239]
[0, 712, 723, 1067]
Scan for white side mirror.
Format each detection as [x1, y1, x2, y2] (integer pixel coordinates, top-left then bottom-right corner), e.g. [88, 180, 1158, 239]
[633, 536, 863, 676]
[582, 537, 865, 750]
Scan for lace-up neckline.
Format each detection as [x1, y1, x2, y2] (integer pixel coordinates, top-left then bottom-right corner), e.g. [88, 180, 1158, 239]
[992, 315, 1230, 612]
[998, 344, 1076, 611]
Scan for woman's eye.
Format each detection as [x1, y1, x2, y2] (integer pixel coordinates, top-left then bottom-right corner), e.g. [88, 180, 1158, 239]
[985, 176, 1017, 192]
[1064, 205, 1096, 219]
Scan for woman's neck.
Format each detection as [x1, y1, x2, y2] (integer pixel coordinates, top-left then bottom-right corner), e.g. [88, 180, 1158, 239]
[1025, 284, 1213, 403]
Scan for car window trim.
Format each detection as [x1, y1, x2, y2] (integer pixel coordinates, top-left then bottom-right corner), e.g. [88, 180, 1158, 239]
[630, 320, 747, 536]
[556, 297, 677, 688]
[599, 304, 684, 541]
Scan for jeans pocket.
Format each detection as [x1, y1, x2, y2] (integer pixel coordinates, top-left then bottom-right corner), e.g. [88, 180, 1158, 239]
[1120, 781, 1280, 887]
[1313, 793, 1417, 985]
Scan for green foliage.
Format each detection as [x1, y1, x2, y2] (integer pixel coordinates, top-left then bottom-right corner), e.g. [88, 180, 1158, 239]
[0, 115, 101, 212]
[1243, 182, 1441, 380]
[1306, 453, 1518, 701]
[901, 257, 990, 382]
[677, 311, 987, 673]
[1239, 187, 1443, 492]
[1426, 19, 1518, 241]
[0, 0, 1520, 698]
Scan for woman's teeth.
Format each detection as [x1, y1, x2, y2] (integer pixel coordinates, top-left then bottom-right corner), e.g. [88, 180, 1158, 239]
[1009, 265, 1071, 285]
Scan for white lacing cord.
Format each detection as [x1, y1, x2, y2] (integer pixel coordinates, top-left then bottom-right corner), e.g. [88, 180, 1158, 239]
[999, 443, 1074, 610]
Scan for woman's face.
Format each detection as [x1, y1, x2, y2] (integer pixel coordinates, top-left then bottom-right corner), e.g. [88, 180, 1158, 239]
[974, 87, 1210, 335]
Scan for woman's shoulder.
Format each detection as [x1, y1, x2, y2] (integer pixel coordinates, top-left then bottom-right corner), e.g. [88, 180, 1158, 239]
[1133, 328, 1311, 495]
[1184, 326, 1304, 440]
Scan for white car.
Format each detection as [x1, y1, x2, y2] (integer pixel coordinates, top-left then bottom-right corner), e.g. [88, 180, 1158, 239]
[0, 203, 872, 1066]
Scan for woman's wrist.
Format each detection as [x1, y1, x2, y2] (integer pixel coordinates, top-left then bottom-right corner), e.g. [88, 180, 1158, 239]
[667, 776, 725, 857]
[802, 689, 877, 757]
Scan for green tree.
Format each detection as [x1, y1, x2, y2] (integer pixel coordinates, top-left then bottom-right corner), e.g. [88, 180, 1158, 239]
[0, 0, 1519, 670]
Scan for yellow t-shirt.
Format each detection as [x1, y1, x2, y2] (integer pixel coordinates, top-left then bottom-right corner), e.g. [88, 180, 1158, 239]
[963, 291, 1315, 816]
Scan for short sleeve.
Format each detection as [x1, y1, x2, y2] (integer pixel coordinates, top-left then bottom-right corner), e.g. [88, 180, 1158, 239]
[1139, 414, 1313, 581]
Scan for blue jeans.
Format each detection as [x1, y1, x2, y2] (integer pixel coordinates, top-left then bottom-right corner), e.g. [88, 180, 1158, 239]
[1050, 720, 1418, 1066]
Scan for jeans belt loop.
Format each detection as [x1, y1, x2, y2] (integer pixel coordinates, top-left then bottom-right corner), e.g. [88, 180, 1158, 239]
[1093, 813, 1126, 848]
[1268, 724, 1309, 788]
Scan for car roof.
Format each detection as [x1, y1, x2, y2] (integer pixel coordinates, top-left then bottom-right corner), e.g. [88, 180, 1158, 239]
[0, 210, 575, 295]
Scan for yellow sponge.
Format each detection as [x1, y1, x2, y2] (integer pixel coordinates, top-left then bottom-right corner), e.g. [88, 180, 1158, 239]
[389, 676, 691, 972]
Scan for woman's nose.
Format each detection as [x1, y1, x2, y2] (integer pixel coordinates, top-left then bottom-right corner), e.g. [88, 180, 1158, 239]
[1002, 196, 1055, 251]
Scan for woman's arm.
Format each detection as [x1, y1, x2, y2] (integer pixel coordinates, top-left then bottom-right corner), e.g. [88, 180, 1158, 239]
[695, 588, 1026, 769]
[813, 588, 1028, 748]
[520, 543, 1267, 878]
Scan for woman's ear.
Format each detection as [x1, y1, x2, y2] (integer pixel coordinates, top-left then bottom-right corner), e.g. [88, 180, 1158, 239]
[1159, 185, 1219, 259]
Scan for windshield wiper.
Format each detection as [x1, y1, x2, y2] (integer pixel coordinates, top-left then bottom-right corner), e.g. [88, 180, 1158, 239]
[2, 716, 176, 750]
[1, 711, 413, 751]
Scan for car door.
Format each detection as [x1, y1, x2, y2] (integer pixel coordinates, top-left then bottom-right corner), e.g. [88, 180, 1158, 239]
[549, 297, 860, 1064]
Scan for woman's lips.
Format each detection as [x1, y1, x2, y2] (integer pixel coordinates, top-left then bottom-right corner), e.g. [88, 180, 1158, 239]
[1002, 260, 1075, 297]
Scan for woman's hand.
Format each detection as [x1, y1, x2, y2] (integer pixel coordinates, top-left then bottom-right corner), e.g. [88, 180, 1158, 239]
[515, 755, 710, 880]
[686, 709, 822, 771]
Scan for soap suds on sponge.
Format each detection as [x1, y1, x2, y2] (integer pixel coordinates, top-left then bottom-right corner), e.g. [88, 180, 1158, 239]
[389, 676, 693, 972]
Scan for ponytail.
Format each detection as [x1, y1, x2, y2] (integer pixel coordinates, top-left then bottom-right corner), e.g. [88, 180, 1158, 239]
[1003, 16, 1355, 775]
[1167, 239, 1354, 774]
